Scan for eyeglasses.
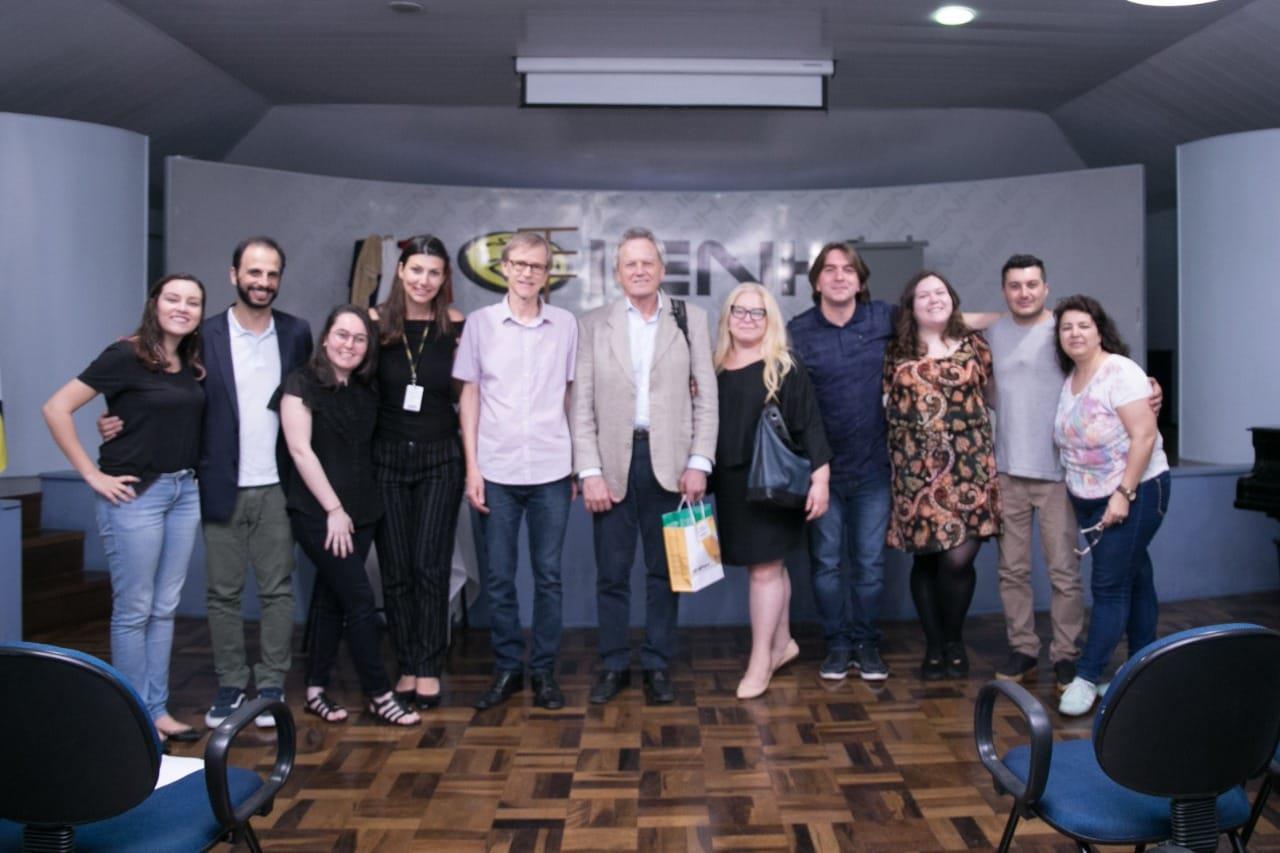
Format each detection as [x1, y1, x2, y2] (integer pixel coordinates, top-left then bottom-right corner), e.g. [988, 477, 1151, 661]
[729, 305, 767, 322]
[329, 329, 368, 346]
[1074, 520, 1105, 557]
[506, 260, 549, 276]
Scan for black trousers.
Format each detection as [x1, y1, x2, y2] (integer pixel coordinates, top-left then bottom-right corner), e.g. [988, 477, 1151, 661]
[374, 437, 464, 678]
[292, 514, 389, 697]
[594, 435, 682, 671]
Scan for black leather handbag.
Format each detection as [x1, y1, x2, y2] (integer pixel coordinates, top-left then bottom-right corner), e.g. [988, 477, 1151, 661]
[746, 404, 810, 509]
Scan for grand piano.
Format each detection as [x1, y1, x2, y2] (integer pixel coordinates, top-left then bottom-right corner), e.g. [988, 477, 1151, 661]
[1235, 427, 1280, 573]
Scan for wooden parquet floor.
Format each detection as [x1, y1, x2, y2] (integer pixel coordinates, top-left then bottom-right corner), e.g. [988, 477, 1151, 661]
[34, 592, 1280, 852]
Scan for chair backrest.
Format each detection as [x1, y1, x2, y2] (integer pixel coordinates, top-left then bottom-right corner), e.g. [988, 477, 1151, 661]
[1094, 623, 1280, 799]
[0, 642, 162, 825]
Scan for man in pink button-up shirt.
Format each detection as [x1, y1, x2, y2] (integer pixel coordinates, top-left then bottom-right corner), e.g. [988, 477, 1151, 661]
[455, 232, 578, 712]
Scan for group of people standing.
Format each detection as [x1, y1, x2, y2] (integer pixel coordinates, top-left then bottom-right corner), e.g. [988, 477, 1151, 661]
[40, 228, 1169, 742]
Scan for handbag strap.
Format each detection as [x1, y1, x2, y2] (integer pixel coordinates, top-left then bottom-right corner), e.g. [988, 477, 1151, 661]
[761, 403, 799, 452]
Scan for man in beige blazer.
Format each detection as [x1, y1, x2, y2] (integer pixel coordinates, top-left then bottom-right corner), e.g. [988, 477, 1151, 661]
[572, 227, 719, 704]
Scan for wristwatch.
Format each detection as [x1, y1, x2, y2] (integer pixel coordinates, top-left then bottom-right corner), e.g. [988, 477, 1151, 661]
[1116, 484, 1137, 502]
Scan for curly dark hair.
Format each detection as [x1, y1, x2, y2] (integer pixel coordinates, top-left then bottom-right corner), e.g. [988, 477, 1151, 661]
[375, 234, 456, 346]
[310, 304, 380, 388]
[131, 274, 206, 380]
[887, 270, 970, 361]
[1052, 294, 1129, 373]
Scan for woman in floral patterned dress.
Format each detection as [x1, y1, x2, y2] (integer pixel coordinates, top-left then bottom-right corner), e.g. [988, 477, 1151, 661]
[884, 271, 1000, 680]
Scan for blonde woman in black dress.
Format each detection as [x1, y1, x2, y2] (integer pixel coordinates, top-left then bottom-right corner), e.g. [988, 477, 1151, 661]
[712, 282, 832, 699]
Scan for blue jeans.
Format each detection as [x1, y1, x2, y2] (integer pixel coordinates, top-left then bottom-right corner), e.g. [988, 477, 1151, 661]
[479, 477, 572, 673]
[1071, 471, 1171, 683]
[95, 471, 201, 721]
[807, 473, 891, 649]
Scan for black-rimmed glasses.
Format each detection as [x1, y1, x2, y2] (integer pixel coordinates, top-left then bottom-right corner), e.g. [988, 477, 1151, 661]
[729, 305, 767, 322]
[506, 260, 549, 276]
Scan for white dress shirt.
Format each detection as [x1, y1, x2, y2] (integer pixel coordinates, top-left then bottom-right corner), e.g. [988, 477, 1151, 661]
[228, 308, 282, 487]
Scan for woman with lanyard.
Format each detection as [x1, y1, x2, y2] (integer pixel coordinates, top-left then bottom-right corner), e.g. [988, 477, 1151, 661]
[371, 235, 466, 710]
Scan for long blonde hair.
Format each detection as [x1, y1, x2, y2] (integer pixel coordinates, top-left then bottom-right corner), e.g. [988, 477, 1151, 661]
[714, 282, 794, 402]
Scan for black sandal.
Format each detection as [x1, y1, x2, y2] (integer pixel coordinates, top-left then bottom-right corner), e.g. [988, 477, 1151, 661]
[368, 692, 420, 726]
[304, 691, 348, 723]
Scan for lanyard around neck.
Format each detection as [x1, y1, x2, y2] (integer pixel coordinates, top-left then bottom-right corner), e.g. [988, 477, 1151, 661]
[402, 324, 429, 385]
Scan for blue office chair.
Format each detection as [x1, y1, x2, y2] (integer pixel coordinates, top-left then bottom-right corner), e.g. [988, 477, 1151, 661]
[0, 642, 295, 852]
[974, 623, 1280, 853]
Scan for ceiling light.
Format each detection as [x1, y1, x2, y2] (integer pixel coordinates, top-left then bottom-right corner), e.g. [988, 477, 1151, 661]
[1125, 0, 1219, 5]
[932, 5, 977, 25]
[515, 57, 834, 109]
[387, 1, 423, 12]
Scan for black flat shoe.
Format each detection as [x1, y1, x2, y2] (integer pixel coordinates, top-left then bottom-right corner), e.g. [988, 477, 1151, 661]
[589, 669, 630, 704]
[921, 653, 946, 682]
[414, 691, 441, 710]
[944, 642, 970, 679]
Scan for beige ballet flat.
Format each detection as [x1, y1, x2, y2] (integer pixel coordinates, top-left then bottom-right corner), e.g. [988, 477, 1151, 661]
[772, 639, 800, 674]
[736, 672, 772, 699]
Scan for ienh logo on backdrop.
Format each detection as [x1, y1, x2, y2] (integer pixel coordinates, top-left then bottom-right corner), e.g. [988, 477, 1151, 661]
[457, 228, 925, 299]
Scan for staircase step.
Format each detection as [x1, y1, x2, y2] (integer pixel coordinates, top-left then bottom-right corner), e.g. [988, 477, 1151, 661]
[22, 528, 86, 587]
[23, 571, 113, 637]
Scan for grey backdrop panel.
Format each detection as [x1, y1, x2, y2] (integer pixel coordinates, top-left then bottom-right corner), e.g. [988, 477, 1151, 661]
[165, 159, 1146, 629]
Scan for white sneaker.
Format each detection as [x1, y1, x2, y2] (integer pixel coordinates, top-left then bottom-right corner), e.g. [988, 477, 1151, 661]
[1058, 677, 1099, 716]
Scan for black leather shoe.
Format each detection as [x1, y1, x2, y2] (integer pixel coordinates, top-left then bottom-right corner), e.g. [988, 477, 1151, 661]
[531, 671, 565, 710]
[643, 669, 675, 704]
[589, 669, 630, 704]
[474, 671, 523, 710]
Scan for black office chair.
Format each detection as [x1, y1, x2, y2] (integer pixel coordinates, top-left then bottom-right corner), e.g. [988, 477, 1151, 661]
[974, 623, 1280, 853]
[0, 641, 295, 852]
[1241, 745, 1280, 846]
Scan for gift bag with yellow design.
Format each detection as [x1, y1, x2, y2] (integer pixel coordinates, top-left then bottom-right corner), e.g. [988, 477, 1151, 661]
[662, 499, 725, 593]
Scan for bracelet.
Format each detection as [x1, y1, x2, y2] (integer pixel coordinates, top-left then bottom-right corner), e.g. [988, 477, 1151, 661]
[325, 504, 344, 515]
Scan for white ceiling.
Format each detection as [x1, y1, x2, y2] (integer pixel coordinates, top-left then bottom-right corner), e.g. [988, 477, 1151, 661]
[3, 0, 1279, 206]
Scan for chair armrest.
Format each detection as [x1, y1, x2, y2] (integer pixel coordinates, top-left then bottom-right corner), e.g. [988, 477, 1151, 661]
[973, 680, 1054, 806]
[203, 697, 296, 829]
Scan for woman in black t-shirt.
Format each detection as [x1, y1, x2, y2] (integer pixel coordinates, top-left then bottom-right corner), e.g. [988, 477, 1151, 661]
[43, 274, 207, 743]
[371, 235, 465, 710]
[275, 304, 419, 727]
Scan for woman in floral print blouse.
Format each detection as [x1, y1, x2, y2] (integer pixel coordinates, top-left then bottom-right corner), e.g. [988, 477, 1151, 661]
[884, 271, 1001, 682]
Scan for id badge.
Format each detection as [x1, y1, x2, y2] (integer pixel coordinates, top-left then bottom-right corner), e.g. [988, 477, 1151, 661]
[403, 384, 424, 412]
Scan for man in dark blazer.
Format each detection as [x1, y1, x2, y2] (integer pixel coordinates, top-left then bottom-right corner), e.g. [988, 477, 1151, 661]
[199, 237, 311, 728]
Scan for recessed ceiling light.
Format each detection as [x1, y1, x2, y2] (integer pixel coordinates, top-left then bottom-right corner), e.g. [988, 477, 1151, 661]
[1126, 0, 1219, 5]
[388, 0, 423, 12]
[932, 5, 977, 26]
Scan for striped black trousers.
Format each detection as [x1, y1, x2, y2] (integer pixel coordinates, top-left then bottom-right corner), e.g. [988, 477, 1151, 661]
[373, 436, 464, 678]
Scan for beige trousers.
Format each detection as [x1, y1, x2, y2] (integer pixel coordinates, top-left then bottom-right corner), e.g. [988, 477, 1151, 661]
[995, 474, 1083, 662]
